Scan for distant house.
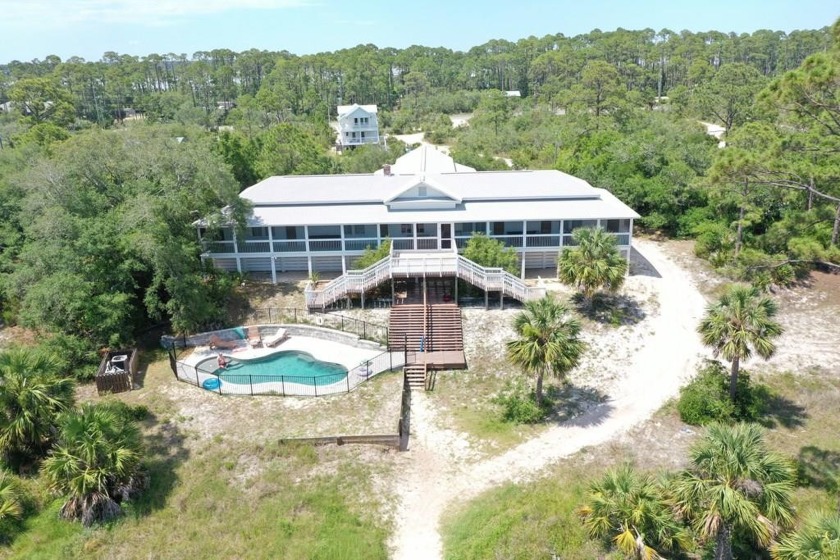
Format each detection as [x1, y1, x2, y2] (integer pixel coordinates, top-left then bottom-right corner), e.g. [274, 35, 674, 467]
[0, 101, 12, 113]
[504, 91, 521, 98]
[216, 101, 236, 111]
[337, 104, 379, 147]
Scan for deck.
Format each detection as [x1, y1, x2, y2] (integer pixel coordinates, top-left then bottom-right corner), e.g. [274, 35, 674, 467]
[406, 350, 467, 370]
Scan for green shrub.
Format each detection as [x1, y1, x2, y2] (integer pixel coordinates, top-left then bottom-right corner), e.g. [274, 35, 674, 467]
[677, 360, 771, 425]
[493, 381, 550, 424]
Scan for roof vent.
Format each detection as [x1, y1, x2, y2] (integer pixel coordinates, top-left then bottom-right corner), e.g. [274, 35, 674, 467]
[382, 164, 392, 176]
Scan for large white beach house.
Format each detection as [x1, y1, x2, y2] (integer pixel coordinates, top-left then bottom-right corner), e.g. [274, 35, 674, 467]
[199, 145, 638, 308]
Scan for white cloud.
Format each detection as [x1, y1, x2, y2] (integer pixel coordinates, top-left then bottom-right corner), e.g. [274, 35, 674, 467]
[0, 0, 313, 27]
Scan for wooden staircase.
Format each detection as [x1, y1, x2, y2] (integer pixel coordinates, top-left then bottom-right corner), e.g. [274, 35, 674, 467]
[389, 303, 465, 389]
[389, 304, 427, 351]
[426, 304, 463, 352]
[404, 363, 428, 389]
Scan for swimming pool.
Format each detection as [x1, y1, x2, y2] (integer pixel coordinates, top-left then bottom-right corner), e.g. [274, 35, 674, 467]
[211, 350, 348, 386]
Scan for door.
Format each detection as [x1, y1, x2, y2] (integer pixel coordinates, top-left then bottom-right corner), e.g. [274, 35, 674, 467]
[440, 223, 452, 250]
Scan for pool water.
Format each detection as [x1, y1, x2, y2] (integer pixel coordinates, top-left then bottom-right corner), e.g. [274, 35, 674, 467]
[216, 350, 348, 386]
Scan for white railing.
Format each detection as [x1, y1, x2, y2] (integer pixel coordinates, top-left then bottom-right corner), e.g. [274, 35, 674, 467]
[305, 248, 544, 309]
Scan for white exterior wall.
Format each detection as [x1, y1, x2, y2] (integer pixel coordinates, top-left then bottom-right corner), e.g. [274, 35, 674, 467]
[201, 218, 633, 279]
[337, 107, 380, 146]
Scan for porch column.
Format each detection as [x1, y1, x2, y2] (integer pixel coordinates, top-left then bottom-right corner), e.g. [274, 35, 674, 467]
[268, 227, 277, 284]
[520, 220, 527, 279]
[305, 225, 313, 277]
[340, 225, 347, 274]
[232, 229, 242, 273]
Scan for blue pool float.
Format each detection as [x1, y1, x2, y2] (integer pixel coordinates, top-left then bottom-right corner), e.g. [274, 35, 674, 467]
[202, 377, 221, 391]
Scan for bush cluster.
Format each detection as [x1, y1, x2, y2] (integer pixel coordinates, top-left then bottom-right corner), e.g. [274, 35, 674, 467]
[677, 360, 772, 425]
[493, 381, 552, 424]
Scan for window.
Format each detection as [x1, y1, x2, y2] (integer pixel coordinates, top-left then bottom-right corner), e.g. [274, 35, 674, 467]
[361, 131, 366, 138]
[493, 221, 523, 235]
[605, 219, 631, 233]
[381, 224, 412, 238]
[563, 220, 597, 233]
[249, 227, 268, 239]
[416, 223, 436, 237]
[308, 225, 341, 239]
[417, 186, 427, 197]
[344, 224, 376, 238]
[354, 117, 358, 124]
[272, 226, 303, 240]
[455, 222, 486, 236]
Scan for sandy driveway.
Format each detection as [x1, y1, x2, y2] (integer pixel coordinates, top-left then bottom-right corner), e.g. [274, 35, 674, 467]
[388, 238, 708, 559]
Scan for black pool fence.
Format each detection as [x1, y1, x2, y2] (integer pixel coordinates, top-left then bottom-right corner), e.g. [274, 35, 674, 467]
[161, 308, 388, 350]
[170, 346, 405, 397]
[251, 308, 389, 346]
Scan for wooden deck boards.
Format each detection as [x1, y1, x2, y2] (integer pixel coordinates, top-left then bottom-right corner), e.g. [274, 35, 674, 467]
[406, 350, 467, 370]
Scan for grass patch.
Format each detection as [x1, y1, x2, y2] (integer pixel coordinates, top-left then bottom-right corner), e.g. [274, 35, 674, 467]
[442, 367, 840, 559]
[4, 442, 389, 560]
[442, 464, 609, 560]
[3, 347, 396, 559]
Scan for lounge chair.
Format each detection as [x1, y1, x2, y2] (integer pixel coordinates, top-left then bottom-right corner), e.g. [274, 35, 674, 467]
[264, 328, 288, 348]
[247, 326, 262, 348]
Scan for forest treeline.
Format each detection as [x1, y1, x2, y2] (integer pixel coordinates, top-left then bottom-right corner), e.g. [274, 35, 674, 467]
[0, 26, 832, 126]
[0, 22, 839, 378]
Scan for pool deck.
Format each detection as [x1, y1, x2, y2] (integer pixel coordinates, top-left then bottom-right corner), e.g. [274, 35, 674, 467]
[184, 336, 382, 373]
[178, 333, 391, 396]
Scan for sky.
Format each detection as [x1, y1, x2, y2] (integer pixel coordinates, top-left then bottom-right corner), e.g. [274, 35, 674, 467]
[0, 0, 837, 63]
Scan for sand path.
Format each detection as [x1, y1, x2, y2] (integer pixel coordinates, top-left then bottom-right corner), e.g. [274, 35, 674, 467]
[389, 238, 708, 559]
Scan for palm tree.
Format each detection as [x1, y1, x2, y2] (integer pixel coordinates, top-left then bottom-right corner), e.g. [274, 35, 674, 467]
[581, 465, 692, 559]
[0, 348, 74, 465]
[698, 284, 783, 402]
[674, 423, 796, 560]
[41, 403, 146, 527]
[506, 295, 585, 408]
[557, 227, 626, 305]
[0, 470, 24, 525]
[772, 512, 840, 559]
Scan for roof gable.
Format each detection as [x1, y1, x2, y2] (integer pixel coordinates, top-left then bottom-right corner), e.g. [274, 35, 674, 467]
[337, 104, 377, 118]
[385, 177, 462, 204]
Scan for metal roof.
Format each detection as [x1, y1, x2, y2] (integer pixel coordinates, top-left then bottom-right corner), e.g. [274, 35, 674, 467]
[337, 104, 377, 117]
[246, 188, 638, 227]
[373, 144, 475, 175]
[231, 145, 639, 227]
[241, 169, 603, 206]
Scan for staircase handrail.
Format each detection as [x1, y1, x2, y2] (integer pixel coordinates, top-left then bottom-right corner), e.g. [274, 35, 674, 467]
[305, 250, 546, 309]
[305, 256, 392, 308]
[454, 255, 544, 301]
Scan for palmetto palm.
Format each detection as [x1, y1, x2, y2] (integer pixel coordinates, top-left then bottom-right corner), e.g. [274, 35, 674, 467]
[674, 423, 796, 560]
[0, 348, 74, 464]
[772, 512, 840, 560]
[698, 284, 783, 402]
[581, 465, 692, 559]
[42, 403, 145, 527]
[506, 296, 585, 408]
[0, 470, 24, 525]
[557, 227, 626, 304]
